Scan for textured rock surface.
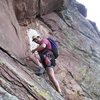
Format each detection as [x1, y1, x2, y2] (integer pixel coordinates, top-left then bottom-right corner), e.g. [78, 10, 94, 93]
[76, 2, 87, 17]
[0, 49, 64, 100]
[0, 0, 28, 59]
[0, 0, 100, 100]
[14, 0, 64, 25]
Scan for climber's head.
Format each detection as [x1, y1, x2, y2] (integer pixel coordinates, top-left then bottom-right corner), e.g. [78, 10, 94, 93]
[27, 28, 41, 44]
[32, 33, 40, 41]
[32, 33, 41, 44]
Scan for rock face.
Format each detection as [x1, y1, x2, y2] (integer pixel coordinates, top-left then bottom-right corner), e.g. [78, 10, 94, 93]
[76, 2, 87, 17]
[0, 0, 100, 100]
[14, 0, 64, 25]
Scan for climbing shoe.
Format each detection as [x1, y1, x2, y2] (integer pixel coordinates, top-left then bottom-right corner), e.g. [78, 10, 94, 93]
[35, 68, 45, 76]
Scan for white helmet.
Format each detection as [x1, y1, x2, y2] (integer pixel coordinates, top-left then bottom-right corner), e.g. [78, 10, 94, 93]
[27, 28, 40, 40]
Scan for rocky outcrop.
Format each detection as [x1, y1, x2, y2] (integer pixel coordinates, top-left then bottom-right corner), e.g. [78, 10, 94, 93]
[0, 0, 100, 100]
[88, 20, 99, 33]
[13, 0, 64, 25]
[76, 2, 87, 17]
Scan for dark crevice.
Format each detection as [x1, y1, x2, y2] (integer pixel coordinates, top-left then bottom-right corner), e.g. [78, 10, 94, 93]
[38, 0, 40, 16]
[11, 22, 20, 39]
[0, 65, 21, 83]
[21, 82, 42, 100]
[56, 12, 66, 23]
[67, 70, 74, 78]
[0, 46, 27, 66]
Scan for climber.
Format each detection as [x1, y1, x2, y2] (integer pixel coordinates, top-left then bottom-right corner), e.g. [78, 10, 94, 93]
[27, 31, 62, 94]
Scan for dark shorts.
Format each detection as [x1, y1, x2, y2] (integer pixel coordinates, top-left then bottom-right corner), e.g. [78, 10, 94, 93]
[39, 51, 56, 69]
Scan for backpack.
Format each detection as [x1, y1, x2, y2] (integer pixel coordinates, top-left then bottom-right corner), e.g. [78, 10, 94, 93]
[47, 38, 59, 59]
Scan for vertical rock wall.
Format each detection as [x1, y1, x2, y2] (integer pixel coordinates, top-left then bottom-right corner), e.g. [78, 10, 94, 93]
[0, 0, 100, 100]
